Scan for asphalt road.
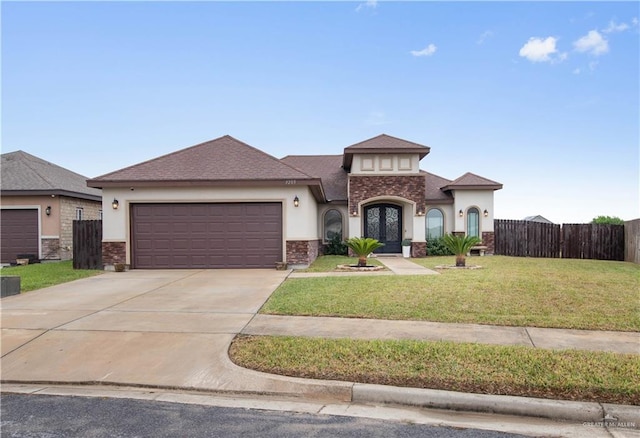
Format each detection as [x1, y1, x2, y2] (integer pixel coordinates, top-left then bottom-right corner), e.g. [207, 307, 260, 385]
[1, 394, 527, 438]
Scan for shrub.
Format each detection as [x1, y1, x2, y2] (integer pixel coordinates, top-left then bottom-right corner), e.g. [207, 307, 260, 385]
[324, 234, 348, 256]
[426, 237, 454, 256]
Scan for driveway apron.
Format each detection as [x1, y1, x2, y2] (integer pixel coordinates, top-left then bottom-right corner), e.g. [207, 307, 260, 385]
[0, 270, 352, 401]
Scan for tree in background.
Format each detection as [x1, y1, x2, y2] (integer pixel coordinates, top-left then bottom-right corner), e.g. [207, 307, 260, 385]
[591, 216, 624, 225]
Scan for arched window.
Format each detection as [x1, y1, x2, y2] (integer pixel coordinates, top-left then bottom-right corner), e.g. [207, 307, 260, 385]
[467, 207, 480, 238]
[426, 209, 444, 239]
[323, 209, 343, 242]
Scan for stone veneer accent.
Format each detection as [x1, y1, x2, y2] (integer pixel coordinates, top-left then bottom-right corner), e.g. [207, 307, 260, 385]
[286, 240, 321, 266]
[482, 231, 495, 255]
[348, 175, 426, 213]
[102, 242, 126, 266]
[411, 241, 427, 257]
[41, 237, 61, 260]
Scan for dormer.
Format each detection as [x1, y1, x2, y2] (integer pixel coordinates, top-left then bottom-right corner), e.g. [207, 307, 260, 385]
[342, 134, 430, 175]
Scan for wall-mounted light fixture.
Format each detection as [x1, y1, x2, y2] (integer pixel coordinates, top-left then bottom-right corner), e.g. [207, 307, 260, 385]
[112, 199, 119, 210]
[459, 209, 464, 217]
[416, 210, 425, 216]
[484, 209, 489, 217]
[293, 196, 300, 207]
[45, 206, 52, 216]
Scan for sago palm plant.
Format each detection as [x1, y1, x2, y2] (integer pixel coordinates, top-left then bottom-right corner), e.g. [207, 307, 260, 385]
[441, 234, 482, 267]
[345, 237, 385, 267]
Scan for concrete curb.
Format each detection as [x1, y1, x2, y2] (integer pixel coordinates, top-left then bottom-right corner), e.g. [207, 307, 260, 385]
[352, 383, 640, 425]
[2, 379, 639, 428]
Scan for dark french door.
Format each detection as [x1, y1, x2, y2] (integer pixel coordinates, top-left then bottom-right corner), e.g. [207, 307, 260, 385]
[364, 204, 402, 253]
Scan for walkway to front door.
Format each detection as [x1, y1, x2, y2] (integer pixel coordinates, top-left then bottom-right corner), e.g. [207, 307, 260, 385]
[364, 204, 402, 253]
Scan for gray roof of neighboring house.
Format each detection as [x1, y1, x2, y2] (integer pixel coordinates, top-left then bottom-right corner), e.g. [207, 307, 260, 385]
[441, 172, 503, 191]
[281, 155, 347, 202]
[88, 135, 326, 200]
[1, 150, 102, 201]
[343, 134, 430, 169]
[524, 215, 554, 224]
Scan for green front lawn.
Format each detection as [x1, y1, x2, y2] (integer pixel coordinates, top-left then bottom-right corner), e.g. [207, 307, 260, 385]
[261, 256, 640, 331]
[0, 261, 102, 292]
[230, 335, 640, 405]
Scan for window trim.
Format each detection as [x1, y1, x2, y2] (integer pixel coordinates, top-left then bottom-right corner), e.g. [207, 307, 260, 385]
[75, 207, 84, 221]
[467, 207, 480, 238]
[323, 208, 343, 243]
[425, 208, 444, 239]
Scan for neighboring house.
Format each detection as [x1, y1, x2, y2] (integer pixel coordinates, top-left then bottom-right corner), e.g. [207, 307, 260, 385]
[88, 134, 502, 269]
[524, 215, 554, 224]
[1, 151, 102, 263]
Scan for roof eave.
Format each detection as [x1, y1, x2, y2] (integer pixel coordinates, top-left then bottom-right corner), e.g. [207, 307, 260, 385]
[88, 178, 320, 188]
[442, 184, 503, 191]
[87, 178, 329, 202]
[426, 198, 454, 205]
[1, 189, 102, 202]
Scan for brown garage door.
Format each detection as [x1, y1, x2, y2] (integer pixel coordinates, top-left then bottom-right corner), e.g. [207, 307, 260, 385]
[1, 209, 39, 263]
[131, 203, 282, 269]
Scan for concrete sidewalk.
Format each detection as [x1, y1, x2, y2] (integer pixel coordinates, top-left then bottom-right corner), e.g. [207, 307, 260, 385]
[243, 315, 640, 354]
[375, 256, 440, 275]
[289, 256, 439, 278]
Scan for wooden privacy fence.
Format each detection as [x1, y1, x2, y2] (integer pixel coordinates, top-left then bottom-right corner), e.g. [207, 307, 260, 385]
[562, 223, 624, 260]
[494, 220, 560, 258]
[73, 220, 102, 269]
[494, 220, 624, 261]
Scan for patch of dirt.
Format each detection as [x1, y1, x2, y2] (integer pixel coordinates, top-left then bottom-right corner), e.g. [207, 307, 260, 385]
[335, 264, 385, 272]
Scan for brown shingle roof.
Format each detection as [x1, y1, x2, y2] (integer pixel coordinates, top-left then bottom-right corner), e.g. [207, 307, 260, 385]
[281, 155, 347, 202]
[343, 134, 430, 169]
[423, 171, 454, 204]
[89, 135, 317, 186]
[442, 172, 503, 191]
[1, 150, 101, 201]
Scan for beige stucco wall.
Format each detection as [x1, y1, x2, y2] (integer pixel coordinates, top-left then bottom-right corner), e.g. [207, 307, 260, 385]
[1, 195, 60, 236]
[452, 190, 496, 234]
[349, 154, 421, 175]
[101, 186, 319, 264]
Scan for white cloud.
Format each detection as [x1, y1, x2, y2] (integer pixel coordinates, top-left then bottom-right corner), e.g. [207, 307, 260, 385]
[603, 20, 629, 33]
[518, 37, 562, 63]
[355, 0, 377, 13]
[573, 68, 581, 75]
[364, 110, 391, 126]
[574, 30, 609, 56]
[410, 43, 437, 57]
[477, 30, 494, 45]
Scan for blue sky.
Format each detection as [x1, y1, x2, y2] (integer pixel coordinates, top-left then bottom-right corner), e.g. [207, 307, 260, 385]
[2, 1, 638, 223]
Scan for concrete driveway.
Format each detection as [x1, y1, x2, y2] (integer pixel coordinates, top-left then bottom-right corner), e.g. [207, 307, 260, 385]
[0, 270, 352, 401]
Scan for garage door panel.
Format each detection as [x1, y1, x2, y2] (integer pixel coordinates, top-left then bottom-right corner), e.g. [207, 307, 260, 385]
[1, 209, 39, 263]
[132, 203, 282, 269]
